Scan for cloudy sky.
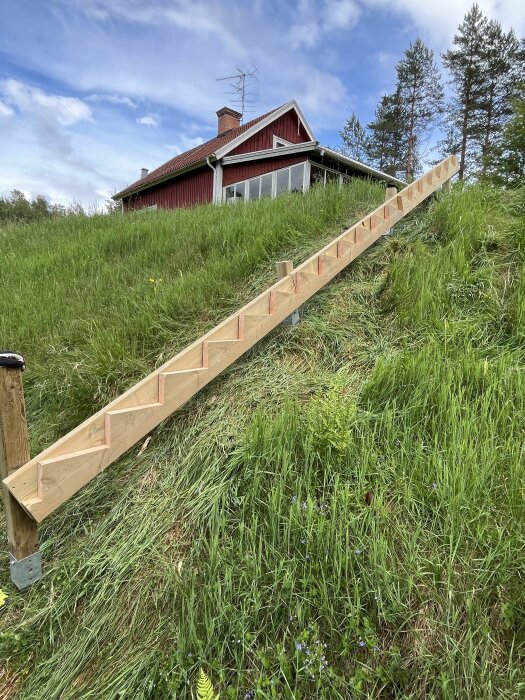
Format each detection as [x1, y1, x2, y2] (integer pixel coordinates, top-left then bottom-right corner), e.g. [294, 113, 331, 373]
[1, 0, 523, 207]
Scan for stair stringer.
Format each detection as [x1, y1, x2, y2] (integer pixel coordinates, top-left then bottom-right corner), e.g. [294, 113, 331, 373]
[4, 155, 458, 522]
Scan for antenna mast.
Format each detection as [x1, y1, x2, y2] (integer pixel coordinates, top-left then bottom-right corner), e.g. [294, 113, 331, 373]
[216, 66, 258, 122]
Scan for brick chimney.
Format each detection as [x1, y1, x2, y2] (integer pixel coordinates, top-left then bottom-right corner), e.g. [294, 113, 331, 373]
[216, 107, 242, 135]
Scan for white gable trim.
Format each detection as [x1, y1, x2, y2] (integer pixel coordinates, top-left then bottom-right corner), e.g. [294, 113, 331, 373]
[215, 100, 316, 159]
[221, 141, 317, 164]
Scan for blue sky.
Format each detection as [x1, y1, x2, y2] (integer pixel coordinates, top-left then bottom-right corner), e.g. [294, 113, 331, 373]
[0, 0, 523, 207]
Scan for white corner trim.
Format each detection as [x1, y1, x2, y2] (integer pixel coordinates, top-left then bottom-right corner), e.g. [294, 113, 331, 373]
[215, 100, 316, 160]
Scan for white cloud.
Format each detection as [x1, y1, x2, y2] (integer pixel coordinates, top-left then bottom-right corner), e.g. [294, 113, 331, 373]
[361, 0, 525, 46]
[323, 0, 360, 31]
[0, 79, 92, 125]
[0, 100, 14, 117]
[136, 113, 160, 127]
[87, 93, 138, 109]
[164, 135, 205, 155]
[288, 0, 360, 48]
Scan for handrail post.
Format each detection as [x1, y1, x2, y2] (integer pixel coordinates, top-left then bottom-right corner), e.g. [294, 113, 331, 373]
[0, 352, 41, 590]
[276, 260, 300, 326]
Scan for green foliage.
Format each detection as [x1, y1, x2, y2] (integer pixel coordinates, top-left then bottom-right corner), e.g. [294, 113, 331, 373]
[1, 182, 524, 699]
[395, 38, 444, 179]
[487, 84, 525, 188]
[195, 668, 219, 700]
[339, 112, 368, 161]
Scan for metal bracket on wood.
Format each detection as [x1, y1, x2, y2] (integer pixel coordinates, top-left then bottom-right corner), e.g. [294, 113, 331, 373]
[9, 551, 42, 590]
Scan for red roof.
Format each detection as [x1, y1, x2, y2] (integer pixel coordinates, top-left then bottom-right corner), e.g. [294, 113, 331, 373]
[115, 106, 281, 198]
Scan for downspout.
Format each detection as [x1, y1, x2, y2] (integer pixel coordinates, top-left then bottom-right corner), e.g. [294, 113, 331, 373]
[206, 156, 217, 204]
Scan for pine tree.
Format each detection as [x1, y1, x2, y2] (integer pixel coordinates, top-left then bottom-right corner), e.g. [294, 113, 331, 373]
[442, 4, 488, 179]
[395, 38, 444, 180]
[339, 112, 368, 161]
[479, 20, 522, 177]
[489, 83, 525, 187]
[366, 90, 406, 178]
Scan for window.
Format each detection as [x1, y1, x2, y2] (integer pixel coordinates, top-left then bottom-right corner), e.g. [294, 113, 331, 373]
[223, 162, 306, 203]
[260, 173, 273, 198]
[310, 162, 345, 187]
[276, 168, 289, 195]
[225, 183, 246, 202]
[273, 135, 293, 149]
[290, 163, 305, 192]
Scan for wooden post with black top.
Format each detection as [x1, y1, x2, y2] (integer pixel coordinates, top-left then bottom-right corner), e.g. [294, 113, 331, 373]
[0, 351, 41, 590]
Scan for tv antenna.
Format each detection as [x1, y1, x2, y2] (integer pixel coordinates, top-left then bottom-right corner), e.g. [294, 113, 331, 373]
[216, 66, 258, 122]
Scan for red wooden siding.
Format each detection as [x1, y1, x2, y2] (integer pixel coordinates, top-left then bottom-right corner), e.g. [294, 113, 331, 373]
[222, 155, 307, 188]
[229, 111, 310, 156]
[123, 166, 213, 211]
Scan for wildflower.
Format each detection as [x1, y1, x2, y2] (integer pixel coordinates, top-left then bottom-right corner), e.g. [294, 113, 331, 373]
[0, 589, 7, 607]
[301, 538, 306, 544]
[354, 548, 362, 555]
[358, 639, 366, 647]
[432, 482, 438, 491]
[372, 645, 380, 653]
[291, 496, 297, 504]
[296, 643, 302, 651]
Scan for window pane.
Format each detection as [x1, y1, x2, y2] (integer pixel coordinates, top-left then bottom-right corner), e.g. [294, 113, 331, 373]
[249, 178, 260, 200]
[276, 168, 289, 195]
[326, 169, 339, 183]
[260, 173, 272, 198]
[310, 165, 324, 186]
[290, 163, 304, 192]
[225, 186, 235, 200]
[234, 182, 246, 199]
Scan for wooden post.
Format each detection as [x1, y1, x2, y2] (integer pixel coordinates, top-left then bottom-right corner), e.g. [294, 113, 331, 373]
[442, 178, 452, 192]
[276, 260, 300, 326]
[384, 186, 398, 235]
[0, 352, 40, 589]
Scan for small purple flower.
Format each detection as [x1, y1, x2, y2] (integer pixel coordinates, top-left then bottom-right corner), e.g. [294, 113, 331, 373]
[432, 482, 438, 490]
[358, 639, 366, 648]
[291, 496, 297, 504]
[296, 642, 302, 651]
[372, 645, 380, 653]
[354, 548, 362, 555]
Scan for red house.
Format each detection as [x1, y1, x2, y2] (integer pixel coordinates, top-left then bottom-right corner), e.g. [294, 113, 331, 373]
[113, 100, 403, 211]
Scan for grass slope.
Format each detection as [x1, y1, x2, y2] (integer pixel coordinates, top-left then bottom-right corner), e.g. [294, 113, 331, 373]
[1, 183, 524, 699]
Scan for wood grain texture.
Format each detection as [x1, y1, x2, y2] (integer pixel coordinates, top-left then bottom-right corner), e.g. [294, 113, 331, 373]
[3, 155, 458, 522]
[0, 368, 38, 558]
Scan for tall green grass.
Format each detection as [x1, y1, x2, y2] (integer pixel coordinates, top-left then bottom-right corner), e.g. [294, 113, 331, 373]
[1, 182, 524, 699]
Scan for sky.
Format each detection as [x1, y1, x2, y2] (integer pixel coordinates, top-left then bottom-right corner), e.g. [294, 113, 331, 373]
[0, 0, 523, 208]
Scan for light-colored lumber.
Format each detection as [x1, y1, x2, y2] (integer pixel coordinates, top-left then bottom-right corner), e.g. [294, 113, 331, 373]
[3, 155, 459, 522]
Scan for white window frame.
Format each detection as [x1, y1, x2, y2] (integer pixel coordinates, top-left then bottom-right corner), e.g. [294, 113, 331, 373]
[223, 162, 307, 202]
[309, 161, 346, 186]
[272, 135, 294, 149]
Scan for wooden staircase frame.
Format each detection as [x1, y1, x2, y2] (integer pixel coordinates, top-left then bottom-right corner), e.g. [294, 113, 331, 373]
[3, 156, 458, 524]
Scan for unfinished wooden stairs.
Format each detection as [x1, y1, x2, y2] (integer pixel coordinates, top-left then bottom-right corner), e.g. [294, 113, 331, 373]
[3, 156, 458, 523]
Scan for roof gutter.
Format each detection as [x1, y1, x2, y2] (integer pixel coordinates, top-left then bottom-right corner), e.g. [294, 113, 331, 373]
[317, 146, 405, 188]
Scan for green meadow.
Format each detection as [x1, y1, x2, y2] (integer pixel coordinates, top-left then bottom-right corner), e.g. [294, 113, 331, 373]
[0, 181, 524, 699]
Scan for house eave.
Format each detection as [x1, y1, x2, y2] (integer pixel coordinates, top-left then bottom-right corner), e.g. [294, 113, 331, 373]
[315, 147, 406, 188]
[113, 156, 218, 200]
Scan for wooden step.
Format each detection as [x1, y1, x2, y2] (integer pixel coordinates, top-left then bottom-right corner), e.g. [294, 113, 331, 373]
[3, 154, 459, 522]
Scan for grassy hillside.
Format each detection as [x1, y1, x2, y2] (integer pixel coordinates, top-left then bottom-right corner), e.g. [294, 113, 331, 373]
[1, 182, 524, 699]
